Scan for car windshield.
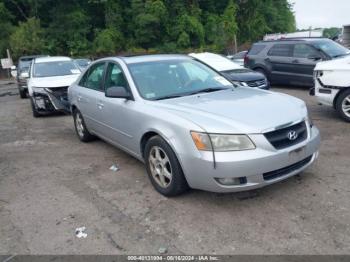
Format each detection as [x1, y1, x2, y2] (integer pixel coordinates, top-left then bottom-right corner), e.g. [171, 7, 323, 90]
[75, 59, 90, 68]
[18, 60, 32, 72]
[128, 59, 233, 100]
[33, 61, 80, 77]
[312, 39, 350, 58]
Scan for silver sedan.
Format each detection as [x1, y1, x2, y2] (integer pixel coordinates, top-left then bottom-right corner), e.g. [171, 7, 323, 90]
[68, 55, 320, 196]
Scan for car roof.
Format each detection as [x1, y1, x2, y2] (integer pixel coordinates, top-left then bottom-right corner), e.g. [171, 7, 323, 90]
[19, 55, 47, 61]
[257, 37, 328, 44]
[120, 54, 190, 64]
[34, 56, 72, 63]
[189, 52, 242, 71]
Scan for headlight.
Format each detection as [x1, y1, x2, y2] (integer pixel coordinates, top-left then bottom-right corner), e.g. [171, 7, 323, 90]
[191, 132, 256, 152]
[231, 81, 248, 87]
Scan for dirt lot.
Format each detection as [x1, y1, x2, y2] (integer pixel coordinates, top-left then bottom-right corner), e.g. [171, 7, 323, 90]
[0, 80, 349, 255]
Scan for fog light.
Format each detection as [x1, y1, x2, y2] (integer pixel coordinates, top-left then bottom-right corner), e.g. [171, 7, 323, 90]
[216, 177, 247, 186]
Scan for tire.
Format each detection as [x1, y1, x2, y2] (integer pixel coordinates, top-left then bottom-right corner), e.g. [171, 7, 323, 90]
[19, 88, 27, 99]
[144, 136, 189, 196]
[335, 89, 350, 122]
[255, 68, 270, 82]
[73, 109, 95, 142]
[30, 98, 40, 118]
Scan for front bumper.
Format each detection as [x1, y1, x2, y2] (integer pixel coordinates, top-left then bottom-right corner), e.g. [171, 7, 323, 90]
[313, 77, 341, 107]
[180, 125, 320, 193]
[31, 87, 70, 114]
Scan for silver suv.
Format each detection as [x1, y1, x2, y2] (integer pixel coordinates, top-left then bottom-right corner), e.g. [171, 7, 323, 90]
[68, 55, 320, 196]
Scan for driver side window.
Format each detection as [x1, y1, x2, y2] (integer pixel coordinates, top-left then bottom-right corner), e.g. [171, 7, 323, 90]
[105, 63, 129, 92]
[80, 62, 105, 91]
[293, 44, 319, 58]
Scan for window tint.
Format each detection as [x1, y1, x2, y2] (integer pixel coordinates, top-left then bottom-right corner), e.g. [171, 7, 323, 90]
[81, 63, 105, 91]
[105, 63, 128, 91]
[248, 45, 266, 55]
[293, 44, 319, 58]
[268, 44, 292, 57]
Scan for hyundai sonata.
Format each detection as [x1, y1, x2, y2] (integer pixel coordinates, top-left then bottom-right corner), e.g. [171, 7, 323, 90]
[68, 55, 320, 196]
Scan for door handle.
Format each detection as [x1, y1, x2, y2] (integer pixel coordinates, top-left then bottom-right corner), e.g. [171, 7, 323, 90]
[292, 59, 299, 64]
[97, 102, 104, 109]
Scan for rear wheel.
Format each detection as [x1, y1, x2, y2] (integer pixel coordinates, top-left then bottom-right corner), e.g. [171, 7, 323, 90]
[335, 89, 350, 122]
[255, 68, 270, 82]
[73, 109, 95, 142]
[144, 136, 189, 196]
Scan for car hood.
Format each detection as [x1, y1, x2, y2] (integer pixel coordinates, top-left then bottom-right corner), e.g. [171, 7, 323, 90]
[29, 74, 80, 88]
[222, 69, 265, 82]
[315, 55, 350, 71]
[155, 88, 306, 134]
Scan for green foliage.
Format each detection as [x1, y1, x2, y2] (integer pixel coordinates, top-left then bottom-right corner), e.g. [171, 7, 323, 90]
[10, 17, 45, 59]
[2, 0, 296, 58]
[0, 3, 13, 57]
[93, 27, 123, 56]
[323, 28, 342, 39]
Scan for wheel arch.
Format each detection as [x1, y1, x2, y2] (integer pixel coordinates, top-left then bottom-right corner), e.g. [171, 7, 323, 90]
[333, 87, 350, 109]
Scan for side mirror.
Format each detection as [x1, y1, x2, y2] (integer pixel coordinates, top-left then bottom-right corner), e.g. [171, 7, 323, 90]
[11, 65, 16, 70]
[105, 86, 131, 99]
[308, 54, 322, 61]
[20, 72, 29, 78]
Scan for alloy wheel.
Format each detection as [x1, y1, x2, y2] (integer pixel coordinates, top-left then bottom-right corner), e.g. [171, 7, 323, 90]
[342, 95, 350, 118]
[148, 146, 173, 188]
[75, 112, 85, 138]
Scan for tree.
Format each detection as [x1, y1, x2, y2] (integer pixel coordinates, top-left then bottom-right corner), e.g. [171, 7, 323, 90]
[10, 17, 45, 59]
[0, 3, 14, 57]
[222, 0, 238, 53]
[93, 27, 124, 56]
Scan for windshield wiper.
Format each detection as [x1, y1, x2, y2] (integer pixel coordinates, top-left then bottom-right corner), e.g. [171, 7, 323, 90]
[154, 94, 183, 101]
[187, 87, 229, 96]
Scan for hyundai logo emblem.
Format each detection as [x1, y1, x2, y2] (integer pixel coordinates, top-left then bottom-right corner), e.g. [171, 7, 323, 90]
[287, 130, 298, 141]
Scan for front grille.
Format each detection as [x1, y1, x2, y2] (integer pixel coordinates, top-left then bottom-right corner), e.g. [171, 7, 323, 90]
[264, 121, 307, 150]
[246, 79, 266, 87]
[46, 86, 68, 102]
[263, 155, 313, 181]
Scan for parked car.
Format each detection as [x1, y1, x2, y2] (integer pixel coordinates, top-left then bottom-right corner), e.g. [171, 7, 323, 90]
[245, 38, 350, 86]
[311, 55, 350, 122]
[227, 51, 248, 66]
[189, 52, 270, 89]
[69, 54, 320, 196]
[74, 58, 91, 71]
[13, 55, 47, 99]
[28, 56, 81, 117]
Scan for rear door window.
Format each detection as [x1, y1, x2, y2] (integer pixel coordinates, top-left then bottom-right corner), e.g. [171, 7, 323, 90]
[268, 44, 292, 57]
[248, 45, 266, 55]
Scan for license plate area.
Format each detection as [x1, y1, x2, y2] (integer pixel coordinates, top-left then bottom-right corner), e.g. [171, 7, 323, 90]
[289, 146, 306, 163]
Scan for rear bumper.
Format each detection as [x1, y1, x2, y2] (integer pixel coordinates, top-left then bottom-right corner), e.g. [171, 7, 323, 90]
[180, 125, 320, 193]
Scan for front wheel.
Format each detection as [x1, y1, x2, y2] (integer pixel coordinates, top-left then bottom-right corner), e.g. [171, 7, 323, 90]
[144, 136, 189, 196]
[19, 88, 27, 99]
[335, 89, 350, 122]
[30, 98, 40, 118]
[73, 109, 95, 142]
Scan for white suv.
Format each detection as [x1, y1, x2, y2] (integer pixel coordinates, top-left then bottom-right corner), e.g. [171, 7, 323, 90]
[312, 54, 350, 122]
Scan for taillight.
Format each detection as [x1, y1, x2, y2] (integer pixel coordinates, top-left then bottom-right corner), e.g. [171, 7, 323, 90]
[244, 54, 249, 66]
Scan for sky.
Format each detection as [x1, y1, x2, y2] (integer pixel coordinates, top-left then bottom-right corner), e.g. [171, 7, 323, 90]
[288, 0, 350, 29]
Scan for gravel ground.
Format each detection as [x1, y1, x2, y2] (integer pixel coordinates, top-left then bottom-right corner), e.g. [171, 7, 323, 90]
[0, 80, 349, 255]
